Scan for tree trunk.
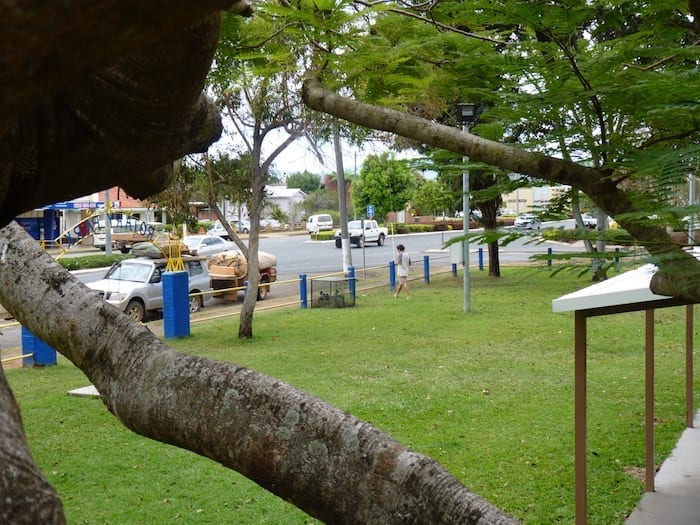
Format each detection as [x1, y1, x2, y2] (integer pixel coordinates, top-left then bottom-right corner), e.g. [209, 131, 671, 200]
[238, 160, 266, 339]
[302, 76, 700, 300]
[0, 221, 517, 524]
[0, 368, 66, 523]
[479, 202, 500, 277]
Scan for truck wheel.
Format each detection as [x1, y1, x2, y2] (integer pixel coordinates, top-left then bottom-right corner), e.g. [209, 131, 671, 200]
[335, 238, 342, 248]
[120, 246, 131, 254]
[125, 300, 145, 322]
[188, 295, 201, 313]
[377, 234, 385, 246]
[257, 277, 270, 300]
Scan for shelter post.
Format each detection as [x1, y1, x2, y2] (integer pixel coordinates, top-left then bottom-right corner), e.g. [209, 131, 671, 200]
[574, 310, 587, 525]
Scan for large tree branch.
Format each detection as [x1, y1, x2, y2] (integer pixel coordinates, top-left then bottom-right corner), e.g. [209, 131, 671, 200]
[302, 76, 607, 188]
[0, 0, 252, 134]
[0, 222, 517, 525]
[0, 15, 224, 225]
[301, 76, 700, 300]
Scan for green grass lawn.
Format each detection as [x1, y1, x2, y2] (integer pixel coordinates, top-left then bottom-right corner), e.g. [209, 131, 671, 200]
[6, 267, 699, 524]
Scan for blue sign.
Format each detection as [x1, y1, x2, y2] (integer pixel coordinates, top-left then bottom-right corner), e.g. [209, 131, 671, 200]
[366, 204, 375, 218]
[44, 201, 105, 210]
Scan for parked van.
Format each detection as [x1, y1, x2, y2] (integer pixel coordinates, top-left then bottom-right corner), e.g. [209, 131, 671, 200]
[306, 214, 334, 233]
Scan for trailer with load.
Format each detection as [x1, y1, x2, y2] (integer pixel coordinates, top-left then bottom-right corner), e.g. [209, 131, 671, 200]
[207, 250, 278, 301]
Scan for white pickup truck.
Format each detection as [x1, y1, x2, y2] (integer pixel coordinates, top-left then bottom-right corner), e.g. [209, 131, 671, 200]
[334, 219, 388, 248]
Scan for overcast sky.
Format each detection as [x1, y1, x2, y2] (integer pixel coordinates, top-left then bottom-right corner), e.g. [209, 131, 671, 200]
[210, 120, 423, 183]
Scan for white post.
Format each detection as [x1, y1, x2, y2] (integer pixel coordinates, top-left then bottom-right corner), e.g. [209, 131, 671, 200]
[689, 174, 696, 245]
[103, 189, 112, 255]
[463, 157, 470, 313]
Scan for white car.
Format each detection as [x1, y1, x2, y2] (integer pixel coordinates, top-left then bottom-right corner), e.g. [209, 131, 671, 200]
[232, 219, 251, 233]
[207, 221, 231, 239]
[514, 213, 541, 230]
[306, 214, 334, 233]
[182, 235, 235, 256]
[259, 218, 283, 231]
[87, 256, 211, 322]
[581, 213, 597, 228]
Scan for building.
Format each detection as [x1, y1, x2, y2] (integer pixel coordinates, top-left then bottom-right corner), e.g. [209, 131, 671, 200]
[500, 184, 569, 215]
[265, 185, 307, 225]
[15, 187, 160, 245]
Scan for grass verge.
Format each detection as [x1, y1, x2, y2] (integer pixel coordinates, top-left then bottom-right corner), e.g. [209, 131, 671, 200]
[6, 267, 698, 523]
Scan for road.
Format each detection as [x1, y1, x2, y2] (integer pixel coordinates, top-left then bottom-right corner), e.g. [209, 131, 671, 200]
[1, 220, 586, 358]
[259, 219, 584, 280]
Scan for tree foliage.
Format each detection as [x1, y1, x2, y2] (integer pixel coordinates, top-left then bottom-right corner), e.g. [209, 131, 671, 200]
[148, 161, 207, 229]
[411, 177, 453, 217]
[299, 0, 700, 298]
[352, 153, 415, 219]
[286, 170, 322, 194]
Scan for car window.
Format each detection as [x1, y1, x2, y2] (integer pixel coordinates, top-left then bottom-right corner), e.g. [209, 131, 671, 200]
[188, 260, 204, 277]
[184, 237, 201, 248]
[106, 263, 152, 283]
[150, 267, 162, 283]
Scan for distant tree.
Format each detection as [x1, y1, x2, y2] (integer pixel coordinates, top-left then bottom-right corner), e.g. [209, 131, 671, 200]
[302, 189, 339, 217]
[210, 11, 310, 338]
[286, 170, 322, 194]
[411, 178, 453, 217]
[352, 153, 414, 220]
[148, 162, 207, 230]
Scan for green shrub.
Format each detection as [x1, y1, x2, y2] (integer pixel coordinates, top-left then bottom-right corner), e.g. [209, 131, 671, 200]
[57, 254, 131, 271]
[308, 231, 335, 241]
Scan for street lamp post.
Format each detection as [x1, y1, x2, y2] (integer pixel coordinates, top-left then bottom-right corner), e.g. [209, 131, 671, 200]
[457, 103, 478, 313]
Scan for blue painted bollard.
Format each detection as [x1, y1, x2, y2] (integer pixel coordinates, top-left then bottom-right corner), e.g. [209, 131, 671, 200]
[162, 271, 190, 338]
[21, 327, 57, 367]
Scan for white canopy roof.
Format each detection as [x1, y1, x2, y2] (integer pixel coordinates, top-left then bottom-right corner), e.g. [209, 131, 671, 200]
[552, 264, 672, 313]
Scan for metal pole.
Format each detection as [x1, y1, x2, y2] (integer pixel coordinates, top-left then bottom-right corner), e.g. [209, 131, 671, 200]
[463, 151, 470, 312]
[645, 309, 655, 492]
[457, 103, 477, 313]
[103, 189, 112, 255]
[574, 311, 588, 525]
[689, 174, 696, 245]
[686, 304, 694, 428]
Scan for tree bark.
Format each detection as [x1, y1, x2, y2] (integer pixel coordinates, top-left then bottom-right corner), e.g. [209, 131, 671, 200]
[0, 2, 255, 227]
[478, 201, 500, 277]
[0, 0, 252, 135]
[0, 368, 66, 523]
[302, 76, 700, 300]
[0, 222, 517, 524]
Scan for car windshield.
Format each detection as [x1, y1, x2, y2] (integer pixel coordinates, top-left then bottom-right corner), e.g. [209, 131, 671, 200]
[348, 220, 363, 229]
[105, 263, 153, 283]
[183, 237, 203, 248]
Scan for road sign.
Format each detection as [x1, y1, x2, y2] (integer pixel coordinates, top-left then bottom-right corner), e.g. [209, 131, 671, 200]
[366, 204, 375, 218]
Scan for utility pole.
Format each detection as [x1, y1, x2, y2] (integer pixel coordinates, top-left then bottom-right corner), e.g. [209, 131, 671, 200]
[103, 189, 112, 255]
[333, 120, 352, 272]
